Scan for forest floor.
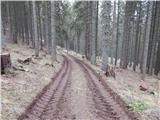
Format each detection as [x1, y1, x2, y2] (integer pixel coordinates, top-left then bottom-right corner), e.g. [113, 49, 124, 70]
[68, 51, 160, 120]
[1, 44, 63, 120]
[1, 45, 160, 120]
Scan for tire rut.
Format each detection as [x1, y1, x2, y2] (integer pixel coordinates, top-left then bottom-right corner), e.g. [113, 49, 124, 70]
[18, 54, 139, 120]
[73, 57, 139, 120]
[18, 56, 72, 120]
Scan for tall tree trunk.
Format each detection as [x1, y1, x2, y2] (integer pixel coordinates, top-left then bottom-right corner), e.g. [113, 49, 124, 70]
[37, 3, 43, 50]
[32, 1, 39, 56]
[133, 2, 141, 71]
[148, 2, 159, 75]
[115, 0, 120, 66]
[154, 2, 160, 75]
[47, 2, 52, 54]
[111, 0, 116, 65]
[120, 1, 136, 68]
[85, 1, 92, 60]
[51, 1, 57, 62]
[91, 1, 98, 65]
[101, 1, 111, 70]
[44, 2, 49, 53]
[142, 1, 153, 80]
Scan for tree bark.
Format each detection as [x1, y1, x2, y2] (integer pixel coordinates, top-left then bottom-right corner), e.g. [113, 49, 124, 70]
[115, 0, 120, 66]
[111, 0, 116, 65]
[101, 1, 112, 70]
[142, 1, 153, 80]
[91, 1, 98, 65]
[51, 1, 57, 62]
[32, 1, 39, 56]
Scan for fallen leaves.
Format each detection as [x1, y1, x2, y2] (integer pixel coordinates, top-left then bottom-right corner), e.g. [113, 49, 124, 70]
[1, 44, 63, 120]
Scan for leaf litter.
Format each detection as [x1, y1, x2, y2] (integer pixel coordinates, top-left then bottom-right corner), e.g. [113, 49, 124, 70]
[1, 44, 63, 120]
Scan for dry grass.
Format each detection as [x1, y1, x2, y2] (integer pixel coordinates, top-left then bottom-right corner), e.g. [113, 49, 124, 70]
[1, 44, 63, 120]
[66, 49, 160, 120]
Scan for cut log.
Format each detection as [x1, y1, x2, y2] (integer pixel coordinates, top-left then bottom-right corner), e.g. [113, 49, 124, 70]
[45, 63, 55, 68]
[17, 57, 32, 64]
[12, 65, 29, 72]
[1, 53, 11, 74]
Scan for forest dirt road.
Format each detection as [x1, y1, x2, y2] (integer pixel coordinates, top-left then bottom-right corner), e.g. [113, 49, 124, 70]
[18, 54, 138, 120]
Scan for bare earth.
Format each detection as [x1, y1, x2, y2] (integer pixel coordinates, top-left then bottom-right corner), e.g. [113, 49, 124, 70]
[1, 44, 63, 120]
[1, 46, 160, 120]
[69, 57, 96, 120]
[16, 52, 138, 120]
[72, 52, 160, 120]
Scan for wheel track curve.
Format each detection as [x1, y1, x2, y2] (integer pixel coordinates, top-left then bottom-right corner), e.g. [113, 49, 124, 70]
[72, 56, 139, 120]
[18, 55, 72, 120]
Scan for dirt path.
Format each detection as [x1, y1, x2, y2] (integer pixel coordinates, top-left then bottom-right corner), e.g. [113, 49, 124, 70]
[69, 58, 96, 120]
[18, 56, 72, 120]
[74, 57, 138, 120]
[18, 55, 138, 120]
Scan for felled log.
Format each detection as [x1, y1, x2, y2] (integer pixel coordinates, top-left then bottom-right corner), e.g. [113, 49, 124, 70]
[45, 63, 55, 68]
[105, 64, 116, 78]
[12, 65, 29, 72]
[17, 57, 32, 64]
[1, 53, 11, 74]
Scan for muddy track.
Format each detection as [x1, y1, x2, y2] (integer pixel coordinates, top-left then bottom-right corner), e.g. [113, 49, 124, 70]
[18, 54, 139, 120]
[18, 56, 72, 120]
[73, 57, 139, 120]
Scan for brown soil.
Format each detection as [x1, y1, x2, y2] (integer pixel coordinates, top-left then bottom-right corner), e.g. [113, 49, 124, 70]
[17, 54, 138, 120]
[73, 57, 139, 120]
[68, 50, 160, 120]
[18, 56, 72, 120]
[3, 45, 152, 120]
[1, 44, 63, 120]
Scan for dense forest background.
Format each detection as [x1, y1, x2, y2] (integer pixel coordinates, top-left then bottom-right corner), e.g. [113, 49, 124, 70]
[1, 1, 160, 78]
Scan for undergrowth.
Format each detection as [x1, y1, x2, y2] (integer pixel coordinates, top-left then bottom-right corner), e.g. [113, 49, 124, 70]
[128, 100, 148, 111]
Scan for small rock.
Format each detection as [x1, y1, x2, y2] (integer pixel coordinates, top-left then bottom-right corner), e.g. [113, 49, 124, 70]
[139, 83, 148, 91]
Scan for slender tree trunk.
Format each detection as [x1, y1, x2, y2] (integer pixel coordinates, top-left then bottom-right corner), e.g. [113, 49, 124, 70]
[111, 0, 116, 65]
[142, 1, 153, 80]
[37, 3, 43, 50]
[32, 1, 39, 56]
[115, 0, 120, 66]
[133, 2, 141, 71]
[120, 2, 136, 68]
[154, 2, 160, 75]
[44, 2, 49, 53]
[91, 1, 98, 65]
[101, 1, 111, 70]
[51, 1, 57, 62]
[85, 1, 92, 60]
[149, 2, 159, 75]
[120, 2, 130, 68]
[46, 2, 52, 54]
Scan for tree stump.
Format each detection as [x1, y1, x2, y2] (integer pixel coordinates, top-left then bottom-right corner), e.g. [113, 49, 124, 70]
[1, 53, 11, 74]
[105, 64, 116, 78]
